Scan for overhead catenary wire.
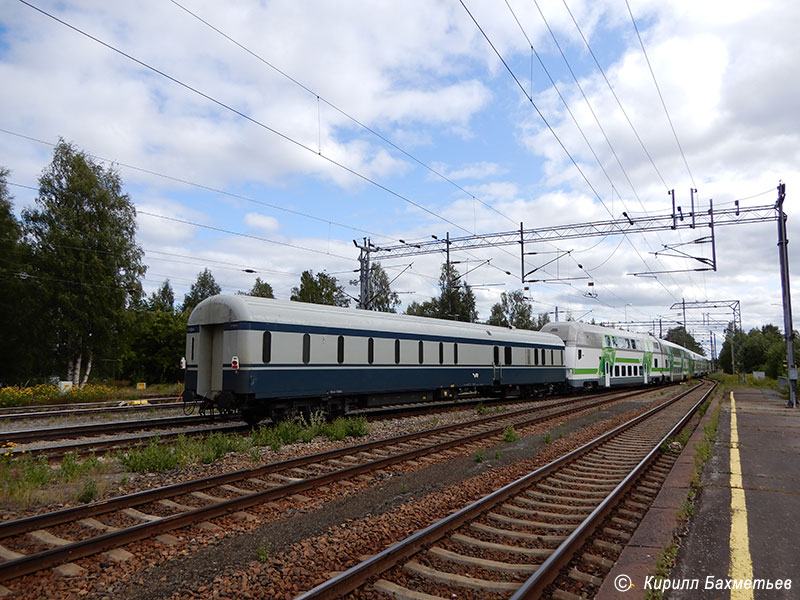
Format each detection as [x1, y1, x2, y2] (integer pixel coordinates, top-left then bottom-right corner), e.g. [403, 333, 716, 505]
[1, 130, 388, 245]
[624, 0, 696, 188]
[525, 0, 700, 294]
[17, 0, 477, 238]
[167, 0, 522, 231]
[460, 0, 678, 305]
[560, 0, 669, 189]
[16, 1, 543, 296]
[8, 180, 355, 261]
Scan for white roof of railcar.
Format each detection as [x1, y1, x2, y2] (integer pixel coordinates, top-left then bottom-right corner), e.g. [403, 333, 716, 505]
[189, 295, 565, 347]
[541, 321, 654, 344]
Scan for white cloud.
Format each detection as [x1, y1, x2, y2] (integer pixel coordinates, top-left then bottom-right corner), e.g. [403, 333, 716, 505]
[244, 213, 280, 233]
[2, 0, 799, 345]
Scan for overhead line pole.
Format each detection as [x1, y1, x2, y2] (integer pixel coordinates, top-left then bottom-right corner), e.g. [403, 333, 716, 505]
[776, 183, 797, 407]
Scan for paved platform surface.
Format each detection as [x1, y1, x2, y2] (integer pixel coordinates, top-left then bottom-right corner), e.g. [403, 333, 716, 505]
[663, 387, 800, 600]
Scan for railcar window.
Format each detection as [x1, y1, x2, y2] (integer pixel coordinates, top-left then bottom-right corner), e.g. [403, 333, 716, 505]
[302, 333, 311, 364]
[632, 340, 637, 350]
[628, 365, 632, 376]
[614, 365, 620, 377]
[526, 349, 531, 365]
[578, 349, 582, 360]
[605, 335, 611, 348]
[439, 342, 444, 365]
[191, 337, 195, 361]
[550, 349, 554, 365]
[560, 350, 564, 365]
[504, 346, 512, 365]
[337, 336, 344, 364]
[418, 340, 424, 365]
[625, 339, 631, 349]
[655, 358, 659, 368]
[493, 346, 499, 366]
[612, 336, 618, 347]
[394, 339, 400, 364]
[368, 338, 375, 365]
[454, 343, 458, 365]
[534, 348, 539, 365]
[262, 333, 270, 364]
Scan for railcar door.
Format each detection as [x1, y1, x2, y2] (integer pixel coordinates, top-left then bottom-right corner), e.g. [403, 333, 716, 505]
[492, 345, 502, 384]
[197, 324, 225, 399]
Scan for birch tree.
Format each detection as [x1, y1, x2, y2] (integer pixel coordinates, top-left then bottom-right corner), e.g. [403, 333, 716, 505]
[23, 140, 145, 386]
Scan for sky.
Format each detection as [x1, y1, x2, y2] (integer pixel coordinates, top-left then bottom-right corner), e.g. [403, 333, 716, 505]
[1, 0, 798, 357]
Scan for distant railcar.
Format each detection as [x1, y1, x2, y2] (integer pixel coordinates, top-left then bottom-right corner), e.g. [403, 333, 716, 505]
[541, 321, 709, 389]
[183, 295, 567, 424]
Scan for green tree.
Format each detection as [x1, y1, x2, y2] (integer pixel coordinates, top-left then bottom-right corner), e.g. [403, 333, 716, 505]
[664, 326, 705, 355]
[23, 141, 145, 386]
[123, 308, 187, 383]
[436, 262, 477, 322]
[350, 262, 400, 312]
[291, 270, 349, 307]
[403, 263, 477, 322]
[533, 312, 551, 330]
[0, 168, 38, 383]
[183, 268, 221, 314]
[487, 290, 533, 329]
[718, 324, 745, 374]
[149, 279, 175, 312]
[405, 299, 438, 317]
[242, 277, 274, 298]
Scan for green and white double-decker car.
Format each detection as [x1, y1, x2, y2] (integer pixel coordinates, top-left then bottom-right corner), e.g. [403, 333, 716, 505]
[541, 321, 709, 390]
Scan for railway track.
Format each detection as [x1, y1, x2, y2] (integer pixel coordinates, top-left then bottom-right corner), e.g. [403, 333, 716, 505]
[1, 387, 648, 460]
[0, 401, 197, 425]
[4, 423, 251, 461]
[0, 414, 237, 446]
[295, 380, 715, 600]
[0, 385, 666, 582]
[0, 396, 183, 418]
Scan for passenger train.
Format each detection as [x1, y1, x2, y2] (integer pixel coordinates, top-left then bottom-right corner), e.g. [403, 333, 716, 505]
[182, 295, 709, 425]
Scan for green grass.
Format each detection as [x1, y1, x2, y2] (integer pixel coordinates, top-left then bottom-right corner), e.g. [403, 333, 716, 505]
[644, 541, 679, 600]
[0, 452, 111, 507]
[256, 543, 272, 563]
[119, 415, 370, 473]
[542, 432, 551, 444]
[474, 448, 485, 463]
[708, 372, 779, 390]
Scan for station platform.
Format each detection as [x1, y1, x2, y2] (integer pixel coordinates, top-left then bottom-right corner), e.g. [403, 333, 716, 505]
[597, 386, 800, 599]
[664, 387, 800, 599]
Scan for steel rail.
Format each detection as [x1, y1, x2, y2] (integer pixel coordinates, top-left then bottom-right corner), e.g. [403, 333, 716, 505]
[7, 423, 250, 460]
[0, 402, 198, 423]
[0, 396, 180, 415]
[0, 414, 235, 444]
[294, 381, 711, 599]
[0, 389, 633, 539]
[0, 387, 656, 581]
[510, 380, 715, 599]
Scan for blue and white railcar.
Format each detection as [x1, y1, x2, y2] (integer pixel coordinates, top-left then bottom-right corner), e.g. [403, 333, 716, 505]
[184, 295, 566, 423]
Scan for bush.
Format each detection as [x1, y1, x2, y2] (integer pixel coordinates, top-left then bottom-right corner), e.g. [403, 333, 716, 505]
[502, 426, 520, 443]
